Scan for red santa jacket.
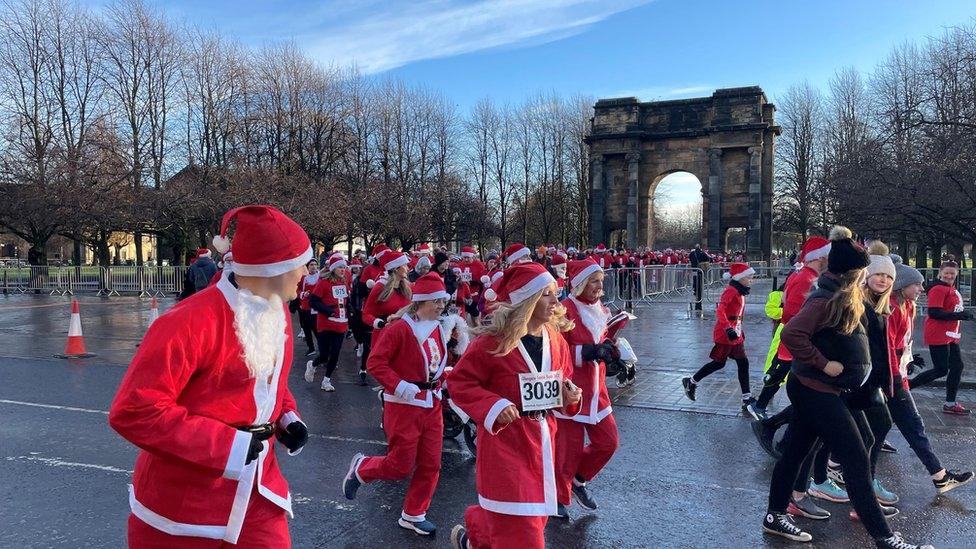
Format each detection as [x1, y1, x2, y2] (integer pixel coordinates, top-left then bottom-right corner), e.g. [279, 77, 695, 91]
[108, 275, 301, 544]
[888, 296, 915, 389]
[776, 265, 819, 360]
[310, 275, 349, 333]
[554, 296, 613, 424]
[298, 271, 319, 311]
[362, 280, 412, 331]
[458, 259, 486, 296]
[713, 283, 746, 344]
[449, 326, 581, 517]
[367, 314, 448, 408]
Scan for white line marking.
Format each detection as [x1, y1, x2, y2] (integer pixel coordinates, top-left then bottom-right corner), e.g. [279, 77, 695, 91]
[0, 399, 108, 415]
[5, 455, 132, 474]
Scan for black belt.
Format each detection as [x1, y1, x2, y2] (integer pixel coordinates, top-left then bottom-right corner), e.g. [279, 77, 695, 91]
[519, 409, 553, 419]
[406, 380, 442, 391]
[237, 422, 274, 439]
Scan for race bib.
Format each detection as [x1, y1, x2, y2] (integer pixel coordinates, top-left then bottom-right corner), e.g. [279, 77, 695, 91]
[332, 285, 348, 299]
[518, 370, 563, 412]
[460, 270, 472, 282]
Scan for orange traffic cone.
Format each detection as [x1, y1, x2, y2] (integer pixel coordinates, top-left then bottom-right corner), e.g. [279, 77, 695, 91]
[56, 299, 95, 359]
[148, 297, 159, 326]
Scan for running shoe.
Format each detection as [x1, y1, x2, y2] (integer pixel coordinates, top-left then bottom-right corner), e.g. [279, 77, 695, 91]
[943, 403, 971, 415]
[809, 479, 849, 503]
[553, 503, 570, 520]
[751, 420, 780, 459]
[787, 496, 830, 520]
[297, 332, 305, 339]
[934, 470, 974, 494]
[874, 532, 934, 549]
[398, 518, 436, 536]
[681, 377, 696, 401]
[880, 440, 897, 453]
[356, 343, 363, 357]
[850, 505, 898, 521]
[359, 369, 368, 385]
[342, 453, 364, 500]
[304, 360, 315, 383]
[450, 525, 469, 549]
[827, 463, 846, 486]
[320, 378, 335, 392]
[746, 402, 768, 421]
[762, 512, 812, 542]
[572, 477, 598, 510]
[874, 478, 899, 505]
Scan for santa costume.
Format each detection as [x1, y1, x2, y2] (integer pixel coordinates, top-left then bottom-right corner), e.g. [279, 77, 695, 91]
[362, 251, 412, 337]
[448, 262, 582, 549]
[294, 258, 319, 355]
[109, 205, 311, 547]
[459, 246, 486, 318]
[503, 242, 532, 266]
[682, 262, 756, 405]
[342, 272, 450, 536]
[553, 259, 619, 516]
[305, 255, 351, 392]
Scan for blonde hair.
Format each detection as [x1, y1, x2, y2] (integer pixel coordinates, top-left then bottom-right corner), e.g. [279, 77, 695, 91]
[865, 241, 892, 315]
[387, 302, 420, 322]
[474, 286, 574, 356]
[570, 270, 603, 298]
[324, 268, 345, 283]
[379, 270, 412, 302]
[825, 269, 867, 335]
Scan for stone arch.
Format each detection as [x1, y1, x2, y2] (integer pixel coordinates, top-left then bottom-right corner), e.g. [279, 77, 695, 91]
[642, 170, 705, 250]
[585, 87, 779, 258]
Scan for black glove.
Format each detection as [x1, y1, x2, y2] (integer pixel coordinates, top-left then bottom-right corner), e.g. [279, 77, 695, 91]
[447, 338, 458, 350]
[465, 301, 480, 317]
[581, 341, 617, 362]
[726, 328, 739, 342]
[242, 425, 275, 465]
[275, 420, 308, 454]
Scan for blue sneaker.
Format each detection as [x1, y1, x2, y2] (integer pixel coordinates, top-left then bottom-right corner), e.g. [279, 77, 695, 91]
[398, 517, 436, 535]
[808, 479, 849, 503]
[342, 453, 364, 500]
[873, 478, 899, 505]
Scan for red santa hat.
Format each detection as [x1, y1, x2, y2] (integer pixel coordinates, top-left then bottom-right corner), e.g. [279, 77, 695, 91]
[379, 251, 409, 272]
[460, 245, 477, 258]
[197, 247, 212, 258]
[724, 262, 755, 281]
[800, 236, 831, 263]
[595, 243, 607, 253]
[328, 255, 347, 272]
[411, 272, 450, 302]
[504, 243, 530, 264]
[551, 253, 568, 279]
[487, 262, 555, 306]
[211, 205, 312, 277]
[416, 243, 433, 256]
[370, 243, 390, 260]
[567, 258, 602, 288]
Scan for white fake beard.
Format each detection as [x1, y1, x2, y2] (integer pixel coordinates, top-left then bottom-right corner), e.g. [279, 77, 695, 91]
[232, 290, 286, 379]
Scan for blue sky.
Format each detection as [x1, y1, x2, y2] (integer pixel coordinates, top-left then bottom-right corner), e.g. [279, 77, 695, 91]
[124, 0, 975, 203]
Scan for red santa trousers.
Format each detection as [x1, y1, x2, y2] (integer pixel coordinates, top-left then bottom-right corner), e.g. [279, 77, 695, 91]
[463, 504, 547, 549]
[358, 401, 443, 518]
[555, 414, 620, 505]
[126, 487, 290, 548]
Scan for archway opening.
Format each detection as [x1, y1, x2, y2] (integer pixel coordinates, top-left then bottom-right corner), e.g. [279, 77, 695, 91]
[649, 171, 703, 250]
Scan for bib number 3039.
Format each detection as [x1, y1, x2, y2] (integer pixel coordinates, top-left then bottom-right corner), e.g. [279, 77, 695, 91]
[518, 370, 563, 412]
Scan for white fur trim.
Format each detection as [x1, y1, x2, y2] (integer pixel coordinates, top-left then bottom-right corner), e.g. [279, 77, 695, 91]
[803, 243, 831, 262]
[412, 290, 450, 302]
[574, 345, 583, 366]
[222, 429, 251, 480]
[570, 263, 602, 289]
[484, 398, 516, 435]
[329, 259, 347, 272]
[480, 275, 491, 285]
[507, 247, 530, 263]
[372, 318, 384, 329]
[278, 411, 301, 430]
[232, 246, 314, 278]
[732, 267, 755, 281]
[507, 271, 555, 305]
[366, 279, 376, 289]
[384, 254, 409, 271]
[212, 235, 231, 254]
[129, 486, 226, 539]
[461, 251, 476, 258]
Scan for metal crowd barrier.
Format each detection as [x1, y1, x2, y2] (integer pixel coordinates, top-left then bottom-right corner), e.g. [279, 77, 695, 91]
[1, 266, 189, 296]
[602, 266, 707, 312]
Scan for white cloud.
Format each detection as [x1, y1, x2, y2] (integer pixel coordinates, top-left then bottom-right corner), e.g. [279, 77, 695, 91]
[605, 84, 714, 101]
[301, 0, 654, 73]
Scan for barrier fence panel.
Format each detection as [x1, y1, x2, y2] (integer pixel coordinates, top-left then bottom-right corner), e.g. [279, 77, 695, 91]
[0, 266, 190, 296]
[703, 265, 795, 307]
[601, 266, 706, 311]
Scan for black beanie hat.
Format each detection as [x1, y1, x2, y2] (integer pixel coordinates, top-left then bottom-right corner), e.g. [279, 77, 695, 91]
[433, 251, 450, 270]
[827, 226, 870, 275]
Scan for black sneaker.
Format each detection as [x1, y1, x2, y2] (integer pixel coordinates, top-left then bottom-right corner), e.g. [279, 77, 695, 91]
[342, 453, 364, 500]
[359, 369, 368, 385]
[874, 532, 934, 549]
[572, 478, 598, 510]
[881, 440, 897, 453]
[762, 512, 812, 542]
[752, 420, 781, 459]
[934, 470, 974, 494]
[552, 503, 570, 520]
[681, 377, 697, 401]
[450, 525, 469, 549]
[742, 396, 757, 409]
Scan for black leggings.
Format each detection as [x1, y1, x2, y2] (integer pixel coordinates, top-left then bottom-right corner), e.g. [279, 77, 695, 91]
[313, 330, 345, 378]
[768, 377, 892, 539]
[911, 343, 964, 402]
[692, 358, 751, 395]
[863, 401, 892, 477]
[757, 359, 791, 409]
[298, 310, 317, 351]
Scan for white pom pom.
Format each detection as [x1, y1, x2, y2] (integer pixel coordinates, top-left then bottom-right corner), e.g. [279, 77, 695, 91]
[366, 279, 375, 289]
[480, 275, 490, 285]
[722, 272, 731, 281]
[212, 234, 230, 254]
[484, 288, 496, 301]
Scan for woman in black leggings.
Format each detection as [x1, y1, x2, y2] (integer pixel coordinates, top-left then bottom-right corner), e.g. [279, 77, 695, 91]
[762, 227, 932, 549]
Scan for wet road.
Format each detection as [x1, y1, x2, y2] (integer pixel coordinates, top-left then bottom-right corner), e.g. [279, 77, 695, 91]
[0, 294, 974, 548]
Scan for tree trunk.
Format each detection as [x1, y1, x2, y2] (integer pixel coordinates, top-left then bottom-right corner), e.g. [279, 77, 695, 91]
[914, 241, 927, 270]
[898, 232, 909, 261]
[134, 230, 144, 266]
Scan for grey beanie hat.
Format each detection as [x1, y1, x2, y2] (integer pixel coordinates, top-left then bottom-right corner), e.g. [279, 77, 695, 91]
[892, 255, 924, 291]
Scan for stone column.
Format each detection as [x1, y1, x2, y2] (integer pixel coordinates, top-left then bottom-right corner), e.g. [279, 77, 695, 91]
[707, 148, 723, 250]
[625, 151, 641, 249]
[747, 146, 763, 258]
[588, 155, 606, 246]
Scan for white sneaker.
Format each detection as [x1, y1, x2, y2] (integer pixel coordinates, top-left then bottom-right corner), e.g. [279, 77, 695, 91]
[304, 360, 315, 383]
[321, 378, 336, 392]
[356, 344, 363, 357]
